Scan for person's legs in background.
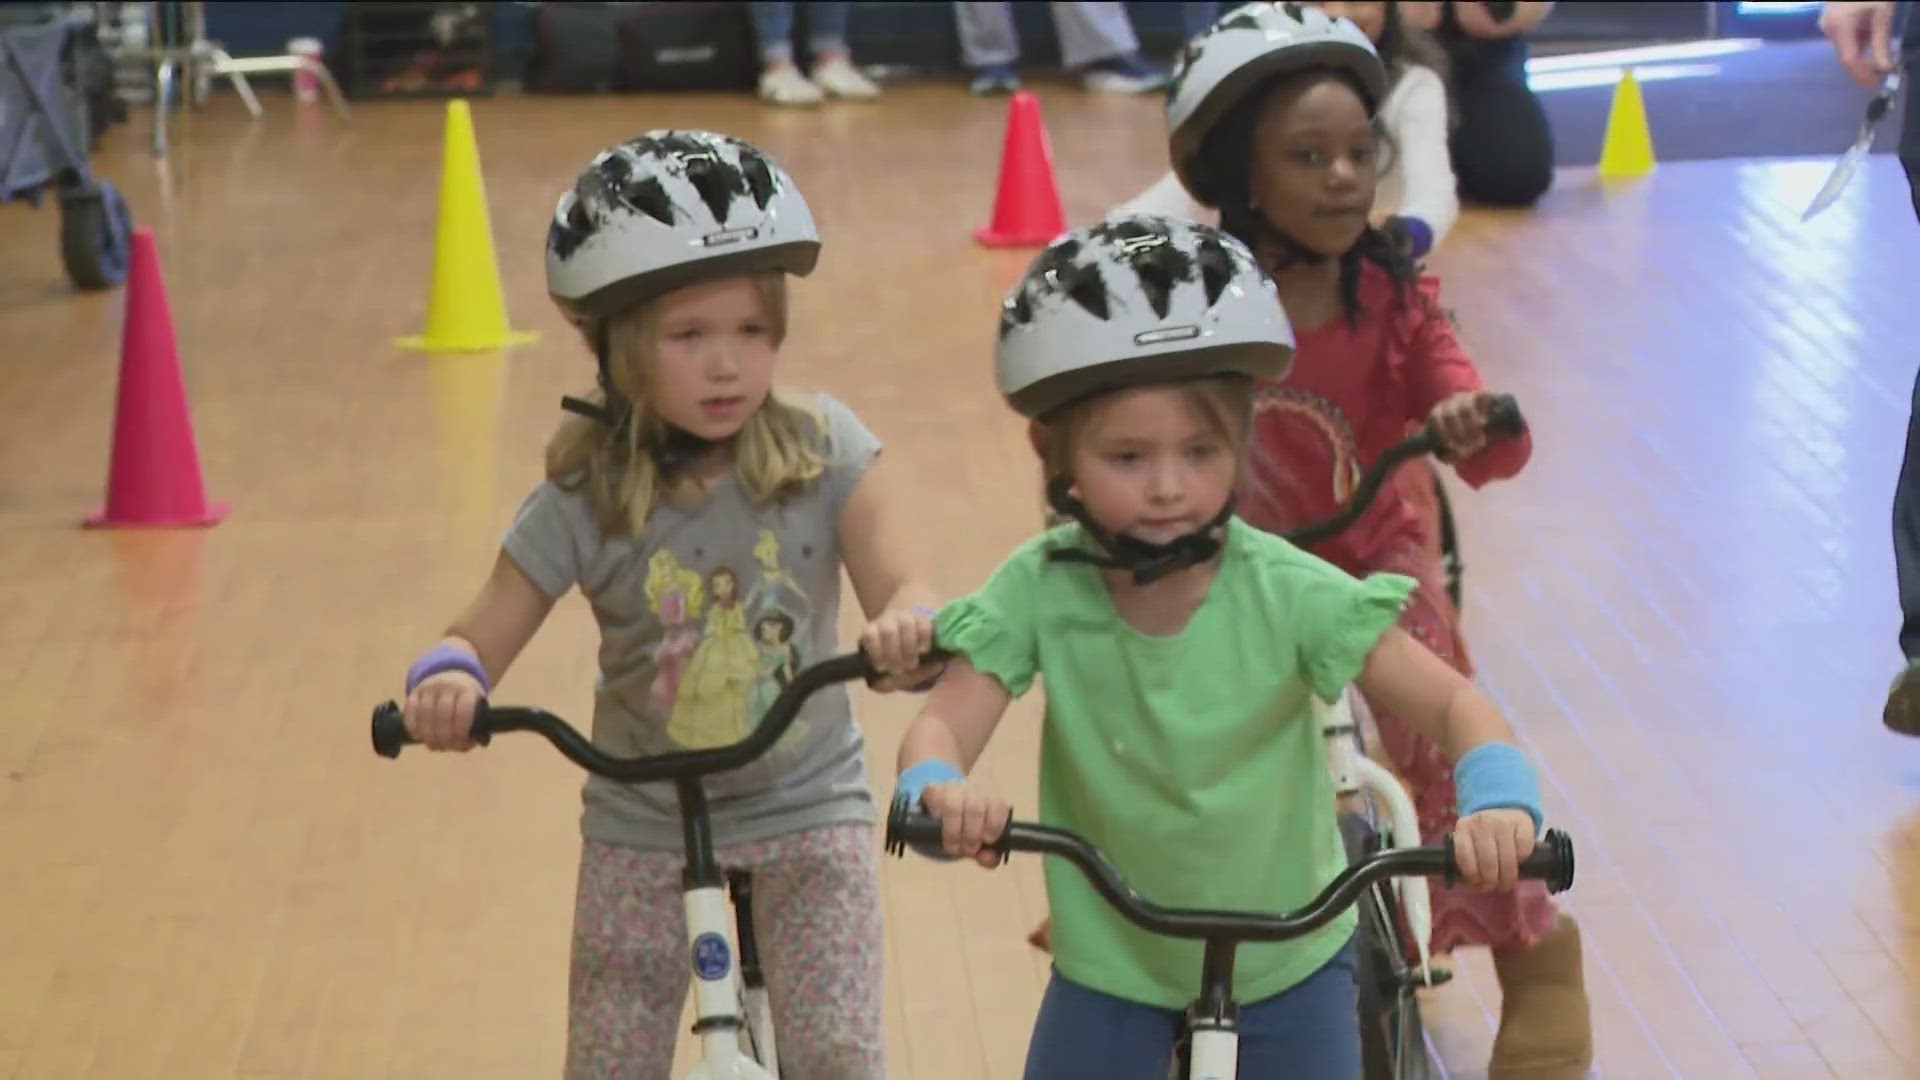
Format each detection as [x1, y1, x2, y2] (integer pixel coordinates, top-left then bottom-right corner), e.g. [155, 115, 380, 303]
[1447, 47, 1555, 207]
[796, 2, 879, 99]
[751, 1, 877, 106]
[954, 1, 1023, 94]
[1884, 31, 1920, 736]
[1052, 2, 1167, 93]
[955, 2, 1166, 96]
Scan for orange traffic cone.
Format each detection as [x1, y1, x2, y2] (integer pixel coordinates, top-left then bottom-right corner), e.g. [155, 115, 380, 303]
[86, 227, 229, 529]
[976, 90, 1067, 248]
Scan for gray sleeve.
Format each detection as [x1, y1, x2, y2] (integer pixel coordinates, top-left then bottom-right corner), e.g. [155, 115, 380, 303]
[813, 392, 883, 521]
[500, 480, 590, 599]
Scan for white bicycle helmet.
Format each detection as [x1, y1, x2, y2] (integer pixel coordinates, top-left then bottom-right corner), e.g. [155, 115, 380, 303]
[545, 130, 820, 319]
[996, 212, 1295, 420]
[1165, 2, 1386, 203]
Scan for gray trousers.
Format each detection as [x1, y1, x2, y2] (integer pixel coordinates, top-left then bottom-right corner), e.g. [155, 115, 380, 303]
[953, 2, 1138, 70]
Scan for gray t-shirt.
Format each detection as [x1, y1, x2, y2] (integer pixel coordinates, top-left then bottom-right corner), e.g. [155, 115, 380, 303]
[501, 392, 882, 851]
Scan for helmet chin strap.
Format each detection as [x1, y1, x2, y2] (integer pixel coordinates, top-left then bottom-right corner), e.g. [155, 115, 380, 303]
[558, 322, 727, 475]
[1042, 477, 1235, 586]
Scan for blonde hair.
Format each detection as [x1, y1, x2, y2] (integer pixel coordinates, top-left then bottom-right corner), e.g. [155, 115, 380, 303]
[546, 271, 826, 538]
[1037, 375, 1256, 501]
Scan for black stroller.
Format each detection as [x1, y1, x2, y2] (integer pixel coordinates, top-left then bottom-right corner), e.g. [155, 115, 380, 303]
[1, 6, 132, 290]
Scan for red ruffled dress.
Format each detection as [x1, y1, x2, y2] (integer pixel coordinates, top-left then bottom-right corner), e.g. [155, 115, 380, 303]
[1238, 261, 1559, 955]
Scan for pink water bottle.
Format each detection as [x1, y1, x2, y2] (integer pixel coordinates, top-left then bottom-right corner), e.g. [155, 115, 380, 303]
[289, 37, 322, 103]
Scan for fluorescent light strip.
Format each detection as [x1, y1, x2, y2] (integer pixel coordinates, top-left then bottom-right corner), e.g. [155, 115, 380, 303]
[1528, 62, 1726, 93]
[1526, 38, 1766, 74]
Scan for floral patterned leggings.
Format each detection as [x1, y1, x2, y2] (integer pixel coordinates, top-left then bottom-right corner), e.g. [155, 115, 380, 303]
[564, 822, 885, 1079]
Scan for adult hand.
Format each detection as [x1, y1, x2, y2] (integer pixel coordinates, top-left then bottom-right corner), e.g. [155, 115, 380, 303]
[1821, 1, 1900, 91]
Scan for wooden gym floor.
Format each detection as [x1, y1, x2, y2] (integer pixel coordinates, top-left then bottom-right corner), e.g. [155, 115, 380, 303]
[2, 82, 1918, 1079]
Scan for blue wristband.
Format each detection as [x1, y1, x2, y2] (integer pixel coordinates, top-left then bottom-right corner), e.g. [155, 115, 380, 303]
[1454, 742, 1543, 834]
[406, 644, 491, 696]
[894, 759, 967, 863]
[896, 759, 965, 809]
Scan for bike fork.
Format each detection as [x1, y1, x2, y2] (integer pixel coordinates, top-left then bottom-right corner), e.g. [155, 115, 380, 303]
[1174, 939, 1240, 1080]
[678, 780, 776, 1077]
[728, 868, 779, 1074]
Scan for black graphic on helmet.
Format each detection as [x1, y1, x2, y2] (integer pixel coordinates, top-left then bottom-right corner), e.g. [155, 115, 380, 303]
[547, 132, 784, 263]
[1000, 237, 1109, 337]
[1194, 229, 1240, 308]
[1000, 218, 1243, 338]
[1167, 4, 1272, 103]
[1086, 218, 1197, 320]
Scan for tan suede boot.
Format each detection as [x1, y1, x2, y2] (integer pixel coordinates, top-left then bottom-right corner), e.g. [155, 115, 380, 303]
[1488, 913, 1594, 1079]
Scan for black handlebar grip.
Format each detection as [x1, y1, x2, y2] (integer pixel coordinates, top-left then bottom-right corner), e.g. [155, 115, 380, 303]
[883, 796, 940, 855]
[371, 701, 413, 758]
[1484, 395, 1527, 442]
[862, 644, 958, 690]
[882, 795, 1012, 866]
[369, 699, 495, 759]
[1443, 827, 1575, 893]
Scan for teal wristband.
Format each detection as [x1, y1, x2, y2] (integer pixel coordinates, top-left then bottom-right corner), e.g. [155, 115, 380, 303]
[1454, 742, 1543, 833]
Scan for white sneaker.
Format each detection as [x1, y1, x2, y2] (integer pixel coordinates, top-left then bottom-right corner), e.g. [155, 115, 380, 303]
[759, 64, 823, 106]
[812, 56, 879, 99]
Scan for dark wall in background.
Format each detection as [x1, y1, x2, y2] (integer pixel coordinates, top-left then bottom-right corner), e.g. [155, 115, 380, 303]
[200, 1, 1808, 83]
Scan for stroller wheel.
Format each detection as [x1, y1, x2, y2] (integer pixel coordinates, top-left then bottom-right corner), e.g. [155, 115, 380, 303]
[58, 178, 133, 290]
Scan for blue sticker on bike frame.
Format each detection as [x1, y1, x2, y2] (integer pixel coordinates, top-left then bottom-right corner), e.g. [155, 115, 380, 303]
[692, 932, 732, 981]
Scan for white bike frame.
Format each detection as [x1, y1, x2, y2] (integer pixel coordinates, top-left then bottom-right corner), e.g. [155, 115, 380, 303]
[682, 882, 778, 1078]
[1172, 691, 1433, 1080]
[1319, 689, 1436, 984]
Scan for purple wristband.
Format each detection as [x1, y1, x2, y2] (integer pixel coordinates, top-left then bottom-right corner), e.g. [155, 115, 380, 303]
[406, 644, 491, 695]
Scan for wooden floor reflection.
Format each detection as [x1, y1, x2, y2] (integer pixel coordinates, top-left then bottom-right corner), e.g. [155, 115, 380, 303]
[1, 85, 1918, 1079]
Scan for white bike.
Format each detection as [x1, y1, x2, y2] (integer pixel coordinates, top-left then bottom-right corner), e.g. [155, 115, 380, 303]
[372, 649, 887, 1077]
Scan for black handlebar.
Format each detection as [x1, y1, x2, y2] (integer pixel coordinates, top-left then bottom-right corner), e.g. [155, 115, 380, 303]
[1283, 393, 1525, 549]
[371, 646, 954, 783]
[884, 797, 1573, 942]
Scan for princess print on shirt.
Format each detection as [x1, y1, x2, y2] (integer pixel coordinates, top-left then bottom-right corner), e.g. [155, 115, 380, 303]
[657, 531, 818, 753]
[665, 565, 759, 748]
[644, 549, 705, 716]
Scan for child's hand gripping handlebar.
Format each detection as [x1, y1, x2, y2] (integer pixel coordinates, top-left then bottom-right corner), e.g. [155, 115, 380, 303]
[371, 646, 956, 781]
[1282, 393, 1524, 549]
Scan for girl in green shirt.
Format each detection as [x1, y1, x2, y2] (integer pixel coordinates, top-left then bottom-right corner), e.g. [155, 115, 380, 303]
[892, 213, 1553, 1077]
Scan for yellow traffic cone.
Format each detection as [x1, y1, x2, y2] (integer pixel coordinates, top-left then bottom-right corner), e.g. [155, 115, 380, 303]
[426, 348, 506, 525]
[1597, 69, 1656, 180]
[397, 100, 538, 353]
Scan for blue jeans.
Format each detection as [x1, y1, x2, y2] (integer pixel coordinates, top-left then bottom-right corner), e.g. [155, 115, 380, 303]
[749, 2, 851, 65]
[1023, 941, 1361, 1079]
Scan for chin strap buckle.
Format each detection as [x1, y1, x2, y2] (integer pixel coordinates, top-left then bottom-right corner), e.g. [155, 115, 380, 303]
[1042, 481, 1233, 585]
